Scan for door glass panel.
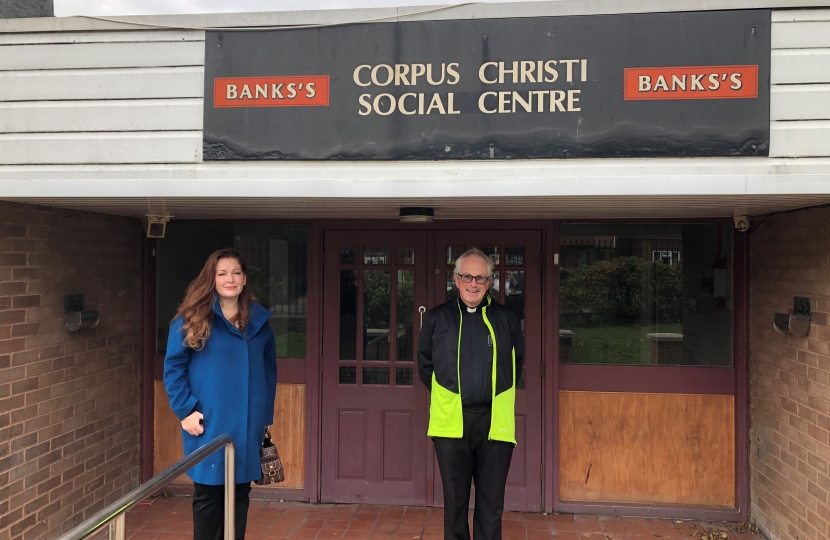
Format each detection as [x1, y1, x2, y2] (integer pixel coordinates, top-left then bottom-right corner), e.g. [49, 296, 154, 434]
[363, 367, 390, 385]
[480, 246, 500, 266]
[396, 270, 414, 362]
[339, 270, 358, 360]
[397, 247, 415, 265]
[364, 247, 389, 265]
[446, 269, 459, 302]
[364, 270, 391, 361]
[339, 366, 357, 385]
[340, 246, 355, 264]
[446, 245, 467, 264]
[505, 270, 526, 389]
[448, 245, 499, 265]
[505, 246, 525, 265]
[396, 368, 414, 386]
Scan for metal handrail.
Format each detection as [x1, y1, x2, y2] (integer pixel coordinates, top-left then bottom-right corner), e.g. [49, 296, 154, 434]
[58, 434, 236, 540]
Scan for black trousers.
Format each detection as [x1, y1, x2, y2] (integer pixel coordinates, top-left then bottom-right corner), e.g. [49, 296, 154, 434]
[192, 482, 252, 540]
[434, 408, 514, 540]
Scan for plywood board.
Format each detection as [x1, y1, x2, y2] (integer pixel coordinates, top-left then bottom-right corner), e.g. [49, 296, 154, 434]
[263, 383, 306, 489]
[559, 391, 735, 507]
[153, 380, 189, 483]
[154, 381, 306, 488]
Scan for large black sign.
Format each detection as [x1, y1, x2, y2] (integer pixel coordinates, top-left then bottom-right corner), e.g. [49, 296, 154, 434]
[203, 10, 770, 160]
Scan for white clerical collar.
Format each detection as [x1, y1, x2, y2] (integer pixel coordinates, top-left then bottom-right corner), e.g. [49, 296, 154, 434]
[467, 306, 477, 313]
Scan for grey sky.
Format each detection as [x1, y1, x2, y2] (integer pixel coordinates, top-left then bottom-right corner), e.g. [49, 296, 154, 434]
[53, 0, 505, 17]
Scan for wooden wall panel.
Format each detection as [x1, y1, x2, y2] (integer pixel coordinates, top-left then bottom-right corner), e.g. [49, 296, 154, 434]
[771, 85, 830, 121]
[0, 29, 203, 45]
[263, 383, 306, 489]
[770, 121, 830, 158]
[772, 20, 830, 49]
[153, 380, 188, 483]
[0, 41, 204, 70]
[559, 391, 735, 507]
[0, 99, 203, 133]
[0, 67, 203, 101]
[0, 132, 202, 165]
[154, 382, 306, 488]
[771, 50, 830, 85]
[769, 12, 830, 158]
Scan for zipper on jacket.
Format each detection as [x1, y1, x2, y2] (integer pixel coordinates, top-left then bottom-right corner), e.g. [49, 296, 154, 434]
[456, 298, 463, 402]
[481, 297, 498, 440]
[481, 303, 498, 405]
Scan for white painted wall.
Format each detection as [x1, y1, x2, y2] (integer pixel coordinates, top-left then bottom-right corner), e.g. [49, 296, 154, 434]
[0, 6, 826, 177]
[0, 30, 204, 164]
[770, 10, 830, 157]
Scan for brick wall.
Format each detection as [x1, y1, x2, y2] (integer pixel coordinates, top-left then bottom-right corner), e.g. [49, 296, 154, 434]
[0, 201, 143, 540]
[750, 206, 830, 540]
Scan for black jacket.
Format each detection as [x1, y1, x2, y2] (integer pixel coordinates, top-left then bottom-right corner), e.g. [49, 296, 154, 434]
[417, 295, 525, 401]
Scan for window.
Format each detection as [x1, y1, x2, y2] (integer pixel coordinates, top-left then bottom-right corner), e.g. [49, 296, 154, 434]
[156, 223, 307, 359]
[559, 223, 732, 366]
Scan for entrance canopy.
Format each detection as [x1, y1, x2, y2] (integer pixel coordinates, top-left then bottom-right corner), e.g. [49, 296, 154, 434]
[3, 157, 830, 219]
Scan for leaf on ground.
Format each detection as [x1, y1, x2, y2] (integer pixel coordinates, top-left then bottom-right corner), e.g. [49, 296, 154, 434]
[692, 533, 728, 540]
[735, 522, 757, 533]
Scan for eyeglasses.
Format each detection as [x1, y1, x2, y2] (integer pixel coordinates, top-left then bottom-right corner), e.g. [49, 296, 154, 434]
[456, 273, 490, 284]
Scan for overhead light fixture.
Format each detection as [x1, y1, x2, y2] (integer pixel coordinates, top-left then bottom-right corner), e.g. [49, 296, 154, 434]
[399, 207, 434, 223]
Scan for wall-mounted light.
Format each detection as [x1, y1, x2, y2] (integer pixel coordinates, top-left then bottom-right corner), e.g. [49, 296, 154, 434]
[64, 294, 99, 332]
[146, 215, 172, 238]
[774, 297, 810, 337]
[399, 207, 434, 223]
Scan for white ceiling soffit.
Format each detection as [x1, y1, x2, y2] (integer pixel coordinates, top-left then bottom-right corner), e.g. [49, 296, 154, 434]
[3, 157, 830, 219]
[1, 157, 830, 195]
[4, 195, 828, 220]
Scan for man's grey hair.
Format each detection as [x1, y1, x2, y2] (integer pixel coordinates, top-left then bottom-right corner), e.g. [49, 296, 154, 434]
[454, 248, 495, 277]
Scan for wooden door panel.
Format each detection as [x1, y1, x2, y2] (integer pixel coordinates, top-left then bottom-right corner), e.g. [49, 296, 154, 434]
[383, 411, 414, 481]
[506, 415, 526, 487]
[337, 409, 368, 480]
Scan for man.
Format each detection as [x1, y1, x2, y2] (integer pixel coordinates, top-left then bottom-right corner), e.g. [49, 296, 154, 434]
[418, 248, 525, 540]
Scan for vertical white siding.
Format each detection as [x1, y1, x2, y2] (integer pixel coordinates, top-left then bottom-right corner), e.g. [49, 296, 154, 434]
[770, 9, 830, 157]
[0, 31, 204, 164]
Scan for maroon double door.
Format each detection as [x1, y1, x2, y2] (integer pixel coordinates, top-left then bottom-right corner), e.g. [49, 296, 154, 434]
[320, 230, 542, 511]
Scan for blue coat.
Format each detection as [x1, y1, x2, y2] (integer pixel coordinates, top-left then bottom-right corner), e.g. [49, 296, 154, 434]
[163, 297, 277, 485]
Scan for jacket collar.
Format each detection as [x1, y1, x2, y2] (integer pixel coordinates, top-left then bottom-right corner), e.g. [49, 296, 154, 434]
[456, 294, 492, 312]
[212, 294, 273, 336]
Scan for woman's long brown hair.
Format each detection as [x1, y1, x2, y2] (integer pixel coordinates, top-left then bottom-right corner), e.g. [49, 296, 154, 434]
[175, 248, 256, 350]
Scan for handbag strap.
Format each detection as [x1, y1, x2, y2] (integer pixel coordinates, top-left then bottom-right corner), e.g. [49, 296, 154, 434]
[264, 426, 272, 441]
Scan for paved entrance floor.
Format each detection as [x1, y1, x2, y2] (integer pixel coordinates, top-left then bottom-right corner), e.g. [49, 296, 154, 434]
[123, 497, 763, 540]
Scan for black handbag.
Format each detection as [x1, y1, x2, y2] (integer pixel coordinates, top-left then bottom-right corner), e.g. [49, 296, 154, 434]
[254, 427, 285, 485]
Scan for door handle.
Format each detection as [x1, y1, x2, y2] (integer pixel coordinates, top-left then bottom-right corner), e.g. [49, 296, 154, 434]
[419, 306, 426, 329]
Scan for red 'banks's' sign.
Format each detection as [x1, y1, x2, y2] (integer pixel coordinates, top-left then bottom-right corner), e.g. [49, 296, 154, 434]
[624, 65, 758, 100]
[214, 76, 330, 108]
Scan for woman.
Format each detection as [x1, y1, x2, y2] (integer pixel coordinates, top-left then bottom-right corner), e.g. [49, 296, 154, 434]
[164, 248, 277, 540]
